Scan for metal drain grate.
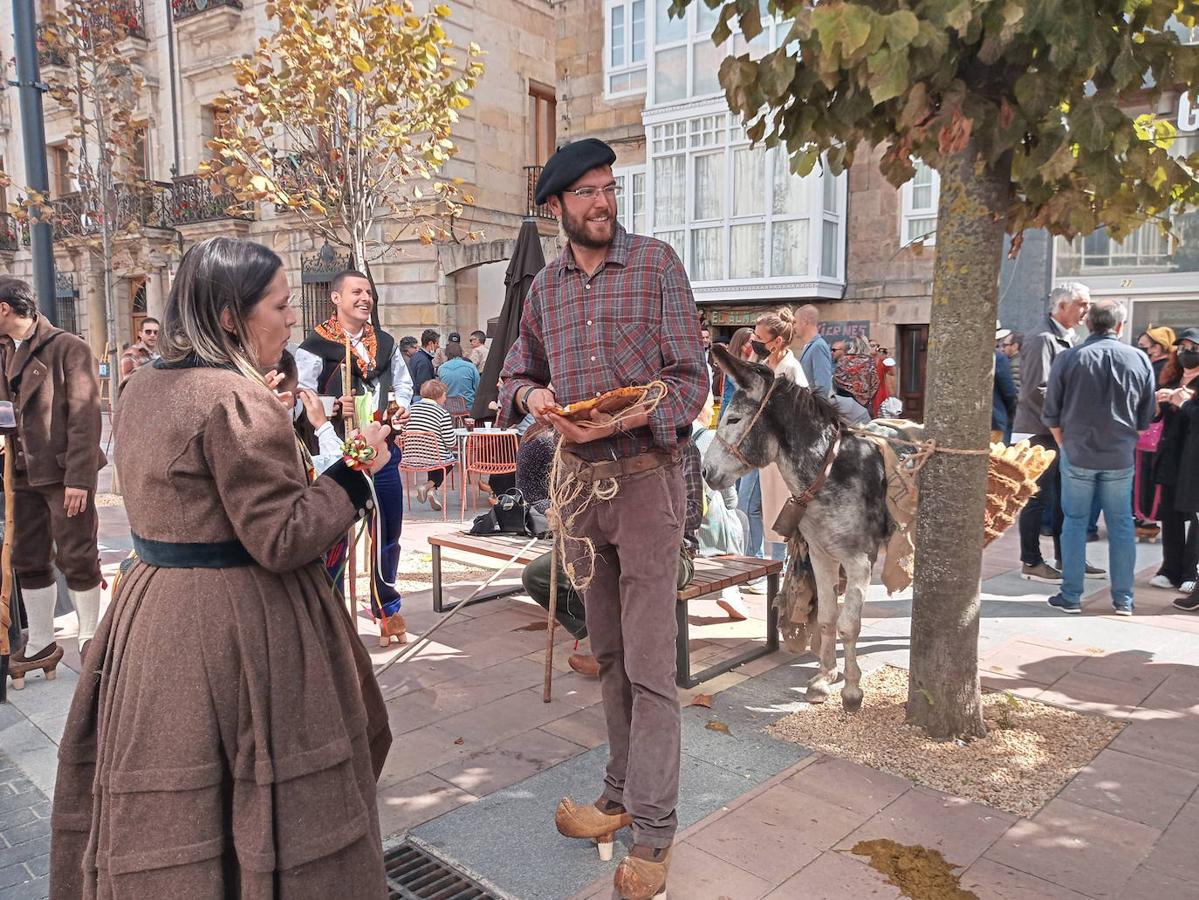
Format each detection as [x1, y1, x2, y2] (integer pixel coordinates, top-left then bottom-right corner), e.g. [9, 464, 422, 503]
[385, 839, 498, 899]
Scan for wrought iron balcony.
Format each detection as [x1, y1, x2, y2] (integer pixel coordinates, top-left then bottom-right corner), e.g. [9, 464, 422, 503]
[0, 214, 19, 252]
[35, 24, 68, 69]
[91, 0, 147, 40]
[171, 173, 253, 225]
[524, 165, 554, 219]
[172, 0, 243, 22]
[49, 181, 175, 240]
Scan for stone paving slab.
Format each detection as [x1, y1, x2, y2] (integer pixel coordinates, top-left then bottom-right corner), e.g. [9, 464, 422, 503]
[0, 752, 50, 900]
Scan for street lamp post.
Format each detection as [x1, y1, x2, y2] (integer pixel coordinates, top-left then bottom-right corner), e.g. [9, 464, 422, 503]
[12, 0, 58, 324]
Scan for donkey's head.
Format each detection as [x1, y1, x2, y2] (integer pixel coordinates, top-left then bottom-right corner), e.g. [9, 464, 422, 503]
[703, 344, 786, 490]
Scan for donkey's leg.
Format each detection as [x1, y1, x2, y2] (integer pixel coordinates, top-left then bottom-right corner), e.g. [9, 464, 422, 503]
[837, 554, 872, 713]
[805, 546, 841, 704]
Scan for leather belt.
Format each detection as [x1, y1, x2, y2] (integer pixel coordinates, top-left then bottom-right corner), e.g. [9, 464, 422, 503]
[559, 448, 680, 483]
[131, 533, 256, 569]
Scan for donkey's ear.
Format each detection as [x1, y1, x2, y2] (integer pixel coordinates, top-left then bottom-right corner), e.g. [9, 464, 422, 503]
[712, 343, 772, 402]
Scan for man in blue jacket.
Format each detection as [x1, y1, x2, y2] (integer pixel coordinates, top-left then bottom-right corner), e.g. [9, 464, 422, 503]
[1043, 299, 1155, 616]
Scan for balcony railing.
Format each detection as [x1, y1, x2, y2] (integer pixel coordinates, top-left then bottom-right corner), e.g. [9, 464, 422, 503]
[50, 181, 174, 239]
[0, 214, 18, 252]
[35, 24, 68, 69]
[172, 0, 243, 22]
[90, 0, 147, 40]
[524, 165, 554, 219]
[171, 173, 253, 225]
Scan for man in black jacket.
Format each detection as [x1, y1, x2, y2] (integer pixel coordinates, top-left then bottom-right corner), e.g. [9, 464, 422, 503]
[409, 328, 439, 395]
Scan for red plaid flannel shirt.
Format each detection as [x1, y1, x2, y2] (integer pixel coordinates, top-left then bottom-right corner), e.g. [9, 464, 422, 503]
[498, 226, 709, 463]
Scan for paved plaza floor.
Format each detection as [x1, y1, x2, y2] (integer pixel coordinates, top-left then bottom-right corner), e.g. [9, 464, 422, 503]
[3, 473, 1199, 898]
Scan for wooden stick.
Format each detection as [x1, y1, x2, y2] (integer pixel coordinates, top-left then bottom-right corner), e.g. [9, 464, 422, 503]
[344, 333, 358, 611]
[1, 436, 14, 702]
[542, 538, 559, 703]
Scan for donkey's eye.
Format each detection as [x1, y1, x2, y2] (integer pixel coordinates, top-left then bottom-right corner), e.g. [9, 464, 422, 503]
[724, 416, 742, 425]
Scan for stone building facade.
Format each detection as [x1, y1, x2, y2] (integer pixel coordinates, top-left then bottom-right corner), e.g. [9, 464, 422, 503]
[0, 0, 557, 366]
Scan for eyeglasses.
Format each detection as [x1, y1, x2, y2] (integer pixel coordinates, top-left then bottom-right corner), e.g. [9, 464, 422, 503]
[564, 184, 622, 201]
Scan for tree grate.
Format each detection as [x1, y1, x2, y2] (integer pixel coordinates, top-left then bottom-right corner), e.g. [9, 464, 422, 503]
[385, 840, 498, 900]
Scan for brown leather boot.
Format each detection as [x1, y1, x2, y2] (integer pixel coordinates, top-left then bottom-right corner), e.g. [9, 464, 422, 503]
[555, 797, 631, 860]
[378, 612, 407, 648]
[9, 643, 64, 690]
[567, 653, 599, 678]
[614, 845, 670, 899]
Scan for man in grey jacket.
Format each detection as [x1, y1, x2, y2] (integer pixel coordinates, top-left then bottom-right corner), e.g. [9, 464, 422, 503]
[1043, 300, 1155, 614]
[1014, 283, 1090, 583]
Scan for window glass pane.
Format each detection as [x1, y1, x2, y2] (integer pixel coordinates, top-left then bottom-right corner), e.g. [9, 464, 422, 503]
[907, 217, 937, 242]
[697, 3, 720, 32]
[654, 155, 685, 226]
[655, 229, 686, 259]
[631, 0, 646, 61]
[654, 46, 687, 103]
[614, 174, 628, 224]
[732, 145, 765, 216]
[691, 226, 723, 280]
[611, 5, 625, 67]
[733, 29, 771, 60]
[772, 151, 807, 214]
[821, 220, 838, 277]
[693, 39, 724, 96]
[694, 152, 724, 220]
[771, 219, 809, 276]
[911, 184, 932, 210]
[730, 223, 765, 278]
[655, 0, 686, 44]
[629, 68, 647, 90]
[823, 172, 838, 214]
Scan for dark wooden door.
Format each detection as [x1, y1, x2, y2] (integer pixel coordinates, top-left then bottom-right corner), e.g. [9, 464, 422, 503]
[897, 324, 928, 422]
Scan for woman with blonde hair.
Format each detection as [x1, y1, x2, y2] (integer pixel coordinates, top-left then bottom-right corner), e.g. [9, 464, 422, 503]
[51, 237, 394, 898]
[736, 307, 809, 568]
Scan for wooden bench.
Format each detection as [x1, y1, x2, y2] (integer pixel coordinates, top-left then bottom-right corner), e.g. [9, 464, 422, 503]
[428, 532, 782, 688]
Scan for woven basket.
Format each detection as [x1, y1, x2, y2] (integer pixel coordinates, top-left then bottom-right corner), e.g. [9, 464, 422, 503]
[984, 440, 1056, 547]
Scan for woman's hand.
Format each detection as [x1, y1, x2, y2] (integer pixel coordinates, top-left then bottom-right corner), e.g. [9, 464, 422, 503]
[359, 421, 392, 474]
[264, 369, 294, 410]
[297, 389, 328, 428]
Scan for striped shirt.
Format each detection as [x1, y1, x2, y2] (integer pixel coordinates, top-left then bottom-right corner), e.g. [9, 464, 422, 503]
[403, 399, 455, 465]
[496, 225, 708, 463]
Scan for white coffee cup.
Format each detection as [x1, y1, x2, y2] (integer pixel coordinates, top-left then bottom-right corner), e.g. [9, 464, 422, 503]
[320, 396, 337, 416]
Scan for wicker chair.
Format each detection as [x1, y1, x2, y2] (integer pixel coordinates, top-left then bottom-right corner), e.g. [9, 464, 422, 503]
[398, 430, 456, 521]
[460, 431, 519, 521]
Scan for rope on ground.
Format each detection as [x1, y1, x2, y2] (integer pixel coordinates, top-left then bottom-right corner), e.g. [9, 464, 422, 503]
[548, 381, 669, 592]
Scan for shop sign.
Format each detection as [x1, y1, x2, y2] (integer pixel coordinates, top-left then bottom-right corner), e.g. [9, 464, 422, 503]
[1180, 92, 1199, 132]
[707, 307, 771, 327]
[819, 320, 871, 339]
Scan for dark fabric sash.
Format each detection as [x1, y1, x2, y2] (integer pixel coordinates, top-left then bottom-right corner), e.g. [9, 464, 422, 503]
[131, 533, 255, 568]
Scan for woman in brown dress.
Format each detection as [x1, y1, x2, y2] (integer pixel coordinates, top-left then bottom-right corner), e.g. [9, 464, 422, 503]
[50, 237, 393, 898]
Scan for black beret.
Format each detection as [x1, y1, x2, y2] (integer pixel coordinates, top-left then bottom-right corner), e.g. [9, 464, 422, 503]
[534, 139, 618, 205]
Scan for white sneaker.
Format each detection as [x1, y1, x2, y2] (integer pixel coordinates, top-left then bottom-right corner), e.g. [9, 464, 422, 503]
[1150, 575, 1178, 590]
[741, 579, 766, 595]
[1182, 580, 1197, 594]
[416, 481, 431, 504]
[429, 489, 444, 512]
[717, 592, 750, 621]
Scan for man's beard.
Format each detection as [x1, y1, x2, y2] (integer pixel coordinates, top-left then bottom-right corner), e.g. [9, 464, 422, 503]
[561, 205, 615, 250]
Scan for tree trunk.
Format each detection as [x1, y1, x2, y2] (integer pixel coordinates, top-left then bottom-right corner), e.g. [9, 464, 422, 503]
[906, 140, 1011, 741]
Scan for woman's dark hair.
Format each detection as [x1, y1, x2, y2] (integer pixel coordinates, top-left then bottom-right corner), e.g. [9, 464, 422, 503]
[159, 237, 284, 379]
[446, 341, 463, 360]
[1161, 347, 1182, 388]
[727, 327, 754, 360]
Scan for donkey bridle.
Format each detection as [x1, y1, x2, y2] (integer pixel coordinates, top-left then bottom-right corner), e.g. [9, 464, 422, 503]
[716, 375, 843, 513]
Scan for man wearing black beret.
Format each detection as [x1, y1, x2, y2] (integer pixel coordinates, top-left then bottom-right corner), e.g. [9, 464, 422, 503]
[499, 139, 708, 900]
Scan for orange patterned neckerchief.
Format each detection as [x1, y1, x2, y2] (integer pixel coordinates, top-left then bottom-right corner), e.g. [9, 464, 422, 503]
[315, 316, 378, 378]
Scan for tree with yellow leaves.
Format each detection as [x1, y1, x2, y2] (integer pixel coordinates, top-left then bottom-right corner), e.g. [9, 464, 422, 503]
[204, 0, 485, 283]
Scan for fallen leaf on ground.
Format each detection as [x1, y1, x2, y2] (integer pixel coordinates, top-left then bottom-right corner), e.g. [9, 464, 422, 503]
[512, 621, 548, 632]
[1085, 647, 1104, 655]
[705, 720, 731, 735]
[453, 737, 464, 745]
[689, 694, 713, 708]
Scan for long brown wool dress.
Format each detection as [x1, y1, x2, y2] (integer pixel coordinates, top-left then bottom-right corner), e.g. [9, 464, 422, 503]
[50, 363, 393, 899]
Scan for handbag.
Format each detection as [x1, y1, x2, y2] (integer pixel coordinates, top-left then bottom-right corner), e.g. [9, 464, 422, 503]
[468, 490, 551, 539]
[1137, 419, 1165, 453]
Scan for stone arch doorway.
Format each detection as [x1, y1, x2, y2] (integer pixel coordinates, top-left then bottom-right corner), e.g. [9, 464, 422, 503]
[437, 233, 557, 337]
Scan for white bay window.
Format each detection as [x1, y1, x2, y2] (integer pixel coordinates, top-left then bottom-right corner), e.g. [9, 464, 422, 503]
[606, 0, 647, 97]
[901, 160, 940, 245]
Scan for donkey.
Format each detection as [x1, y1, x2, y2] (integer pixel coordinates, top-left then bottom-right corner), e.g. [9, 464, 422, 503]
[704, 344, 891, 712]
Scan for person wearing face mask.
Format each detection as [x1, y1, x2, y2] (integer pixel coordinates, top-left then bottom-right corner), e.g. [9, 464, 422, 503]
[746, 307, 808, 563]
[1137, 325, 1176, 387]
[1132, 326, 1176, 542]
[1150, 329, 1199, 605]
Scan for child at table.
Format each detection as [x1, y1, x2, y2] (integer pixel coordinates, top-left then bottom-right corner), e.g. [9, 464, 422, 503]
[399, 379, 457, 511]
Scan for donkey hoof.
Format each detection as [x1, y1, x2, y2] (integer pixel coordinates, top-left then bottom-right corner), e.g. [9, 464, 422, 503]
[841, 688, 863, 713]
[806, 682, 830, 704]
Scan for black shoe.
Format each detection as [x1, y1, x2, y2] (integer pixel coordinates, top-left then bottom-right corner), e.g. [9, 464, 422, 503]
[1173, 592, 1199, 612]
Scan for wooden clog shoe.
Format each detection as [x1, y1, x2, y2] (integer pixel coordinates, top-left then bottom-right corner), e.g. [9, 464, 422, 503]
[9, 643, 64, 690]
[555, 796, 632, 860]
[614, 846, 670, 899]
[378, 612, 408, 648]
